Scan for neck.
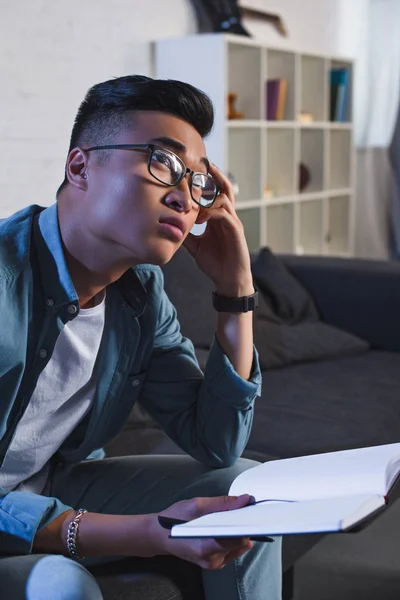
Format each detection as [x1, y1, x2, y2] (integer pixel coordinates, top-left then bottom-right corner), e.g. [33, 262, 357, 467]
[57, 198, 133, 307]
[63, 248, 113, 308]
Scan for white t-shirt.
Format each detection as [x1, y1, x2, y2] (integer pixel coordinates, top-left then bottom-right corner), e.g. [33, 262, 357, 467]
[0, 295, 106, 494]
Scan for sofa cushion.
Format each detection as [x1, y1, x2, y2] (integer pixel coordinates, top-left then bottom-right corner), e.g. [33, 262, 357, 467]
[252, 248, 369, 369]
[253, 316, 370, 370]
[247, 351, 400, 459]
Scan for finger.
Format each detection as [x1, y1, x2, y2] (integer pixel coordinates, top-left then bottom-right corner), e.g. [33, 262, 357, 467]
[194, 195, 239, 226]
[195, 203, 240, 231]
[208, 163, 236, 206]
[215, 536, 252, 551]
[224, 541, 253, 563]
[210, 195, 238, 219]
[196, 494, 255, 518]
[199, 538, 252, 569]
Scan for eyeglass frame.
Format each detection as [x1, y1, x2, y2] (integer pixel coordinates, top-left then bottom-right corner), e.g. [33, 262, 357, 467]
[84, 143, 219, 208]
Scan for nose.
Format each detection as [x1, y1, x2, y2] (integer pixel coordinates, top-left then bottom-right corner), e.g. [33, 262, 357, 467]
[164, 176, 194, 213]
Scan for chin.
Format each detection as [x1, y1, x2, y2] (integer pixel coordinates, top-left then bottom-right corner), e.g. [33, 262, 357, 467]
[138, 241, 181, 266]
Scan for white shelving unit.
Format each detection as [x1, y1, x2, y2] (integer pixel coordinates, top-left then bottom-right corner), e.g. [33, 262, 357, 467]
[155, 33, 355, 257]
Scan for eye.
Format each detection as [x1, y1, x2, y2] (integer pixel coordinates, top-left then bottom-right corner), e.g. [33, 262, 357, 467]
[152, 151, 174, 170]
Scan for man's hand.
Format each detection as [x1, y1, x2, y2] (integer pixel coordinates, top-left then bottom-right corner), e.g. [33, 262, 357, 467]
[184, 164, 254, 298]
[151, 494, 254, 570]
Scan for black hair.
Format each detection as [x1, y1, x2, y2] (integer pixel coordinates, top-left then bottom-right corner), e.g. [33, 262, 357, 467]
[56, 75, 214, 196]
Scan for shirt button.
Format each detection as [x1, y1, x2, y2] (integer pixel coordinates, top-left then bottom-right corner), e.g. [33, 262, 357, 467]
[39, 349, 48, 359]
[46, 298, 54, 307]
[131, 379, 140, 387]
[68, 304, 78, 315]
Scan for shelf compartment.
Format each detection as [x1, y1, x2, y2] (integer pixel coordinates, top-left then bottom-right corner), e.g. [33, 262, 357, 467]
[238, 207, 261, 253]
[265, 128, 296, 198]
[299, 129, 324, 193]
[298, 199, 323, 255]
[266, 203, 295, 253]
[227, 128, 262, 202]
[326, 195, 350, 255]
[300, 55, 326, 121]
[227, 43, 262, 120]
[264, 49, 296, 121]
[329, 129, 351, 189]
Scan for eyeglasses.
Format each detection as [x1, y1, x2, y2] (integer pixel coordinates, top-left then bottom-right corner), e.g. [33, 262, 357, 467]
[85, 144, 219, 208]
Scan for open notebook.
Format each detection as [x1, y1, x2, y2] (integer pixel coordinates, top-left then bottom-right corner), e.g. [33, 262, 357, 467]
[168, 442, 400, 538]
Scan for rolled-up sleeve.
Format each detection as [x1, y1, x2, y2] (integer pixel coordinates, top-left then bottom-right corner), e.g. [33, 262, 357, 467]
[204, 336, 261, 408]
[0, 488, 72, 556]
[138, 289, 262, 468]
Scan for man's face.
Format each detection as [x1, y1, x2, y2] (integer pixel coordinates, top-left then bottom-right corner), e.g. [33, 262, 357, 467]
[81, 111, 208, 266]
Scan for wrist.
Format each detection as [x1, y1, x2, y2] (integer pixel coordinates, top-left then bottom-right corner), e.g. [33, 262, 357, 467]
[146, 513, 170, 556]
[214, 279, 255, 298]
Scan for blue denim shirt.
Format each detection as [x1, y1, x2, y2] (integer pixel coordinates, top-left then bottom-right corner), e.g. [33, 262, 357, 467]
[0, 203, 261, 556]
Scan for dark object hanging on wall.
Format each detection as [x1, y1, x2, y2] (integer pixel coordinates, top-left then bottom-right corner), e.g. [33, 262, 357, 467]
[190, 0, 250, 35]
[189, 1, 288, 37]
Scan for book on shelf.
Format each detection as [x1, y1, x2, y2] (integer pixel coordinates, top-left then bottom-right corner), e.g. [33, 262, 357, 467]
[266, 79, 287, 120]
[166, 443, 400, 539]
[330, 68, 349, 122]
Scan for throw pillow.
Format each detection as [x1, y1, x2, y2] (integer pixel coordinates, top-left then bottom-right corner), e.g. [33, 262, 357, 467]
[252, 248, 370, 369]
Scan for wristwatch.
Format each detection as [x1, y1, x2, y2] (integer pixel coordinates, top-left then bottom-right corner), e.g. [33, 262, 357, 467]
[212, 289, 259, 313]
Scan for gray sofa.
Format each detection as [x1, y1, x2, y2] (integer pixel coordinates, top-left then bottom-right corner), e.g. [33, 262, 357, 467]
[92, 249, 400, 599]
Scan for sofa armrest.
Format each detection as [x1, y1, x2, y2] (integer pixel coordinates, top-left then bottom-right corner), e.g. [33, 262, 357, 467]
[278, 255, 400, 352]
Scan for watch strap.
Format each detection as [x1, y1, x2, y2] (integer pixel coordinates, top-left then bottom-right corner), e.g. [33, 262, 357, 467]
[212, 289, 259, 312]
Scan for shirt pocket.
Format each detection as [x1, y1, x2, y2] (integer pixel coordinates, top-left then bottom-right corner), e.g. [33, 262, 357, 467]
[121, 372, 157, 430]
[101, 371, 149, 447]
[116, 371, 154, 428]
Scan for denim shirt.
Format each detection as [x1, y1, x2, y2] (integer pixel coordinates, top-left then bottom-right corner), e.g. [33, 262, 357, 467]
[0, 203, 261, 556]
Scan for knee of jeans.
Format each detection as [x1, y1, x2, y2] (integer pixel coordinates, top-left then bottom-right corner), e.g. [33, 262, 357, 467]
[205, 457, 261, 496]
[26, 555, 103, 600]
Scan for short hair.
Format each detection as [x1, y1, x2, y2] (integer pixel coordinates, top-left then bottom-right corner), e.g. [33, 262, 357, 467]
[56, 75, 215, 196]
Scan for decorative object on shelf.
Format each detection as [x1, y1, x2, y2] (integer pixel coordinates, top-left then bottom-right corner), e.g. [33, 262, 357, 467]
[297, 112, 314, 124]
[227, 93, 245, 119]
[263, 187, 274, 200]
[227, 172, 240, 196]
[299, 163, 311, 192]
[266, 79, 288, 120]
[189, 1, 287, 38]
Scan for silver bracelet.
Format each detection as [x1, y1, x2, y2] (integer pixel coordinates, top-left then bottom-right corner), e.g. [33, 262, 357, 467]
[66, 508, 87, 560]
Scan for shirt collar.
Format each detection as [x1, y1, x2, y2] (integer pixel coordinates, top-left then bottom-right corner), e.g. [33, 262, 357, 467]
[33, 203, 147, 316]
[34, 203, 78, 309]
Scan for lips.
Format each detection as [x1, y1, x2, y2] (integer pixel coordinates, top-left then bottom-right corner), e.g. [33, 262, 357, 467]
[159, 216, 187, 237]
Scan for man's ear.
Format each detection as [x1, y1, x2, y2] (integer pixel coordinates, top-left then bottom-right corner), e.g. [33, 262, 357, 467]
[65, 148, 89, 191]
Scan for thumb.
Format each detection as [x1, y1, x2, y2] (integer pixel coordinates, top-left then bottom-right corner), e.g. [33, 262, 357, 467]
[199, 494, 255, 517]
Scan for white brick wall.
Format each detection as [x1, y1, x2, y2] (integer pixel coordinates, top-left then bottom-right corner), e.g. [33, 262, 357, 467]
[0, 0, 196, 216]
[0, 0, 367, 217]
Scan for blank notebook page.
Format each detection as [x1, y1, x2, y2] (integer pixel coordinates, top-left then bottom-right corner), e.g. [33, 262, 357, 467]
[229, 443, 400, 502]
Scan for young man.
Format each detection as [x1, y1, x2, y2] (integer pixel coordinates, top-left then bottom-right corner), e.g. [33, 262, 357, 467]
[0, 75, 281, 599]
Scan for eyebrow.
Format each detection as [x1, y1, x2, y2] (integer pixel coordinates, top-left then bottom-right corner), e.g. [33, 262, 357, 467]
[149, 136, 210, 171]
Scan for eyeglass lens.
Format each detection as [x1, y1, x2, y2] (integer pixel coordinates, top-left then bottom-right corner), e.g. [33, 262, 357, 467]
[150, 148, 217, 207]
